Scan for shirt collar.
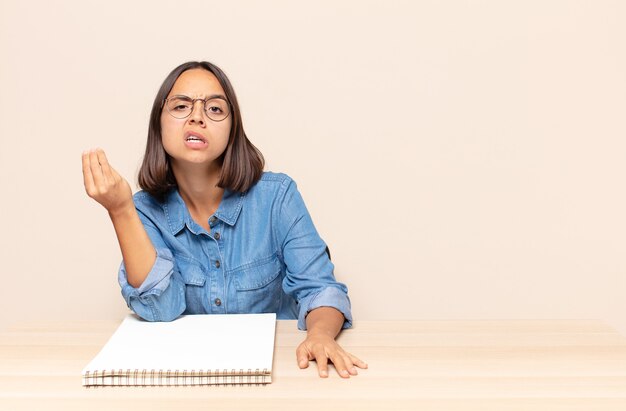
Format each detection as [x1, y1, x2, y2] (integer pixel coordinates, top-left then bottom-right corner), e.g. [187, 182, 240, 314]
[163, 188, 245, 235]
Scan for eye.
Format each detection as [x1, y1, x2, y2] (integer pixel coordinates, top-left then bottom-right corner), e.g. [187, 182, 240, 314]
[205, 99, 229, 115]
[167, 98, 193, 113]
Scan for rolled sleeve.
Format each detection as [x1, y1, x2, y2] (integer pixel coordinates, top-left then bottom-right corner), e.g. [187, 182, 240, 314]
[118, 248, 175, 297]
[297, 286, 353, 331]
[118, 248, 184, 321]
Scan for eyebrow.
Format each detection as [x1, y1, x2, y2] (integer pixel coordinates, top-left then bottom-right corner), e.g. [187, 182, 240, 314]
[171, 94, 227, 100]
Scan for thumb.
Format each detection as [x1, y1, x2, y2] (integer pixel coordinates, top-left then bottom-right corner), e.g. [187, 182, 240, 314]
[296, 344, 310, 369]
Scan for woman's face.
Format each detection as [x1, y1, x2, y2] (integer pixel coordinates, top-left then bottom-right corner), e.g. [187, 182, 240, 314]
[161, 68, 232, 172]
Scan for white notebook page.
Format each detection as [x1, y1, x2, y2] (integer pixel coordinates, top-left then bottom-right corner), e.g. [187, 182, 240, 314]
[82, 313, 276, 373]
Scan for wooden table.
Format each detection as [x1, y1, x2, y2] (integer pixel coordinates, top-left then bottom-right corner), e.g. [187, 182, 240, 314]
[1, 318, 626, 410]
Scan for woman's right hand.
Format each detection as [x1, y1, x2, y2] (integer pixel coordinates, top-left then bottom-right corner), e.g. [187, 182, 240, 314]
[82, 148, 134, 216]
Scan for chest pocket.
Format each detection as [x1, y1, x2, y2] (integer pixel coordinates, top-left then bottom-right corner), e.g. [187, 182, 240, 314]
[175, 256, 208, 315]
[231, 254, 283, 313]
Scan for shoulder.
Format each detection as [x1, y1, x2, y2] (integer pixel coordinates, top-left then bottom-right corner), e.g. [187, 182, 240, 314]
[131, 190, 166, 216]
[242, 172, 304, 213]
[132, 190, 160, 205]
[257, 171, 295, 186]
[247, 171, 297, 195]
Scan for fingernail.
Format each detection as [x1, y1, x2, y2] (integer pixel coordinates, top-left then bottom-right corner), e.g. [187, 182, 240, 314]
[320, 370, 328, 377]
[341, 370, 349, 377]
[351, 367, 357, 374]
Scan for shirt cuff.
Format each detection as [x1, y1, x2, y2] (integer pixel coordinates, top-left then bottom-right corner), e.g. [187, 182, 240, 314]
[118, 248, 175, 304]
[297, 286, 353, 331]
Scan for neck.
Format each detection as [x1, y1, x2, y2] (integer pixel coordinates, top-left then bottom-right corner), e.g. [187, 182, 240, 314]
[171, 161, 224, 215]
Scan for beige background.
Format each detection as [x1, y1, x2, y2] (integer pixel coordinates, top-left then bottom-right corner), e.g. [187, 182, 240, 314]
[1, 0, 624, 333]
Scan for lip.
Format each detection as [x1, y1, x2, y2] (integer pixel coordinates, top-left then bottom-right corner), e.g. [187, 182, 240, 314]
[183, 131, 208, 149]
[184, 131, 207, 143]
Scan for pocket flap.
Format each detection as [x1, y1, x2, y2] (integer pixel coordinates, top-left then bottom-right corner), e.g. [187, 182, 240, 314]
[177, 258, 206, 286]
[233, 254, 282, 291]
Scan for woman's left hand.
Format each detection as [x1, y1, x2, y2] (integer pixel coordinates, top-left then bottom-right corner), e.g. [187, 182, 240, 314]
[295, 307, 368, 378]
[296, 333, 367, 378]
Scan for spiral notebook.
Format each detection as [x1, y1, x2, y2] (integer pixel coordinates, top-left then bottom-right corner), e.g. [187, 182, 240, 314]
[82, 313, 276, 386]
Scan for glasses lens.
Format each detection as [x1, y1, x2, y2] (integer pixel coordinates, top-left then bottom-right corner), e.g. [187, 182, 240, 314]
[204, 98, 230, 121]
[166, 97, 193, 119]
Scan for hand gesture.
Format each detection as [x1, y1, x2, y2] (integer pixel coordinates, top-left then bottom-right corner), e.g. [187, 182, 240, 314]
[81, 148, 133, 215]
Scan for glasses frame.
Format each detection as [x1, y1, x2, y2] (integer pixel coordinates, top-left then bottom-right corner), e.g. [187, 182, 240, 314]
[163, 95, 232, 122]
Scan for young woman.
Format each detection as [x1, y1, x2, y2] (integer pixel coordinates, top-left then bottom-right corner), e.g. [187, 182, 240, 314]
[81, 61, 366, 378]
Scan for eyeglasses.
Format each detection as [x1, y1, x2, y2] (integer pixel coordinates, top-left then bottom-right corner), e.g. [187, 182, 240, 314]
[164, 96, 231, 122]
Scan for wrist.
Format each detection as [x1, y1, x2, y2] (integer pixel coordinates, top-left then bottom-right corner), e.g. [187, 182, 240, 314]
[305, 307, 344, 338]
[307, 323, 335, 335]
[108, 203, 136, 220]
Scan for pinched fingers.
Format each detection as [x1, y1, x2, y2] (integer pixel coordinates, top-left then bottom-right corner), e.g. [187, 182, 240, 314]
[85, 148, 124, 192]
[88, 149, 107, 189]
[94, 148, 125, 184]
[81, 148, 132, 213]
[81, 150, 95, 194]
[96, 149, 116, 182]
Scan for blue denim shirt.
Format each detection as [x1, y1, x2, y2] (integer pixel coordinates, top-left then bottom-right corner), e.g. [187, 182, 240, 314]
[118, 172, 352, 330]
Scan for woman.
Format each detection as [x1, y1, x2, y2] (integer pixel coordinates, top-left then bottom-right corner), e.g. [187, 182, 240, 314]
[81, 61, 366, 378]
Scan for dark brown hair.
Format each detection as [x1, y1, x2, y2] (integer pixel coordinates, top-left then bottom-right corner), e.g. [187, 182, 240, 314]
[138, 61, 264, 201]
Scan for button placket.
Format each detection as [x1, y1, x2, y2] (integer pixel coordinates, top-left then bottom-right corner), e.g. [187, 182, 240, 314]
[205, 219, 225, 314]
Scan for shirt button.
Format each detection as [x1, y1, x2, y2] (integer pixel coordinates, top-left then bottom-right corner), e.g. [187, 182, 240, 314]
[213, 232, 220, 240]
[209, 216, 217, 224]
[214, 298, 222, 306]
[215, 260, 221, 269]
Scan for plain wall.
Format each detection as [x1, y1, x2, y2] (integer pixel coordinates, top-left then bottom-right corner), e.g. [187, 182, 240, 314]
[1, 0, 625, 333]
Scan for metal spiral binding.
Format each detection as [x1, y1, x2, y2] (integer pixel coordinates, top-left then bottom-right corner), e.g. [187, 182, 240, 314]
[83, 367, 270, 387]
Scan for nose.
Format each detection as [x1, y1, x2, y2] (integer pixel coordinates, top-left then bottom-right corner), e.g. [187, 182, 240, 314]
[188, 100, 205, 126]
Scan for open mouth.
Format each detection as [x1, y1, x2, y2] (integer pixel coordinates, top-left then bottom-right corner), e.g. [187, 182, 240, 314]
[184, 132, 207, 145]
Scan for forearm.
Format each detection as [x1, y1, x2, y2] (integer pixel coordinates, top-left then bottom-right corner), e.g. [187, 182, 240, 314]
[109, 206, 156, 288]
[305, 306, 344, 338]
